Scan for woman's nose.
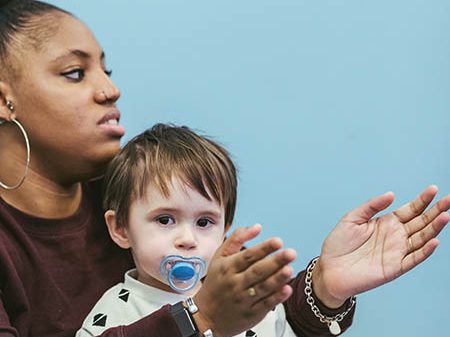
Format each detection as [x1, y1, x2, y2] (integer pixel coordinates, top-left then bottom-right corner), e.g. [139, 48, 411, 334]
[94, 76, 121, 104]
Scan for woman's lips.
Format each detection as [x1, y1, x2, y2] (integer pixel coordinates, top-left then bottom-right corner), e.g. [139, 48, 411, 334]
[98, 110, 125, 137]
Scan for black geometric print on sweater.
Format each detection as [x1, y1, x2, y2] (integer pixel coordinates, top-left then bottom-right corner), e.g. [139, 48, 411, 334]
[118, 288, 130, 302]
[93, 313, 107, 327]
[245, 329, 257, 337]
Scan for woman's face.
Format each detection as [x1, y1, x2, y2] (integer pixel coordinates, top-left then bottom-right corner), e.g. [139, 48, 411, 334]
[10, 13, 125, 182]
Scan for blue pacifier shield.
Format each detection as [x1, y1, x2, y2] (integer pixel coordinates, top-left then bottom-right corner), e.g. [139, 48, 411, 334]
[160, 255, 206, 293]
[171, 262, 196, 281]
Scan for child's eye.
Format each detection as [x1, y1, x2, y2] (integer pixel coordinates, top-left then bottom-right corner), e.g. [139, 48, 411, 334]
[157, 216, 175, 226]
[62, 69, 85, 81]
[197, 218, 213, 228]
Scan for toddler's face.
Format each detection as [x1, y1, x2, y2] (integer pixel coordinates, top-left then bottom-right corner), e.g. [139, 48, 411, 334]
[125, 178, 226, 294]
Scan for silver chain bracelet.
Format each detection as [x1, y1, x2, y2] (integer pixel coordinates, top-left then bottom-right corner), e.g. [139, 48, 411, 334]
[304, 257, 356, 336]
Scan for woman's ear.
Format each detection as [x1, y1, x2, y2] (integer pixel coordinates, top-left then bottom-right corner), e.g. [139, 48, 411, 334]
[104, 210, 131, 249]
[0, 82, 16, 121]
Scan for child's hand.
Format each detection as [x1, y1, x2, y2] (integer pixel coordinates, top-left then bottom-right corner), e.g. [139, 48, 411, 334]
[312, 185, 450, 308]
[193, 224, 297, 337]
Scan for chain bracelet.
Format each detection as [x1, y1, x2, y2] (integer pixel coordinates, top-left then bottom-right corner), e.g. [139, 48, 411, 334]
[304, 257, 356, 335]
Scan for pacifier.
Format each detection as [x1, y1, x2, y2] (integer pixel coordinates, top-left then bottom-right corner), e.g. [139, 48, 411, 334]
[160, 255, 206, 292]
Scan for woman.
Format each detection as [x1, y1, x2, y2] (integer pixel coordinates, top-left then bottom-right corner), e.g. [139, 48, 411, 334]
[0, 1, 448, 337]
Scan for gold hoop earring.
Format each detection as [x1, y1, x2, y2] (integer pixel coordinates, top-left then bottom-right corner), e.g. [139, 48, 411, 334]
[0, 118, 31, 190]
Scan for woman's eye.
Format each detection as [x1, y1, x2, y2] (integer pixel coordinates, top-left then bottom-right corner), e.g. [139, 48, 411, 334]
[62, 69, 85, 81]
[104, 69, 112, 77]
[157, 216, 175, 226]
[197, 218, 213, 228]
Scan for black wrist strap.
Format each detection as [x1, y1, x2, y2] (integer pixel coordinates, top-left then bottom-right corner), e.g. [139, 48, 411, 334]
[170, 301, 199, 337]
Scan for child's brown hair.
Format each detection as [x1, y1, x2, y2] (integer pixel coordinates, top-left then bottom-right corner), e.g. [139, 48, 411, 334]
[103, 123, 237, 228]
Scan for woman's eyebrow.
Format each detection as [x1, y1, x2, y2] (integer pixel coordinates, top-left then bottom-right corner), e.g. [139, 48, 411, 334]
[51, 49, 105, 63]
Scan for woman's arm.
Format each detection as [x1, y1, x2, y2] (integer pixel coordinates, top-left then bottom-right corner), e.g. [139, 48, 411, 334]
[284, 269, 355, 337]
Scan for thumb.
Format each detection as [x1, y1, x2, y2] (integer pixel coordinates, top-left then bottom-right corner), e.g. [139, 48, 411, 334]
[342, 192, 395, 224]
[219, 224, 262, 257]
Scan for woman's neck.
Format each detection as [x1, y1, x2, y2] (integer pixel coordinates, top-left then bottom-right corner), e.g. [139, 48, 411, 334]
[0, 132, 88, 218]
[0, 169, 83, 219]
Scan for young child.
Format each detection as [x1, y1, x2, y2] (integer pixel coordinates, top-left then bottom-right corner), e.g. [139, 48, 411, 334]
[76, 123, 297, 337]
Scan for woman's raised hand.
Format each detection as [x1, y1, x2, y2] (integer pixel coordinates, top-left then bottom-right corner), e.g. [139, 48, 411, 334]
[312, 185, 450, 308]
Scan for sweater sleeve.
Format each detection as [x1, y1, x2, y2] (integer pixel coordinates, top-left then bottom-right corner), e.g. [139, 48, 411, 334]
[283, 270, 355, 337]
[0, 297, 19, 337]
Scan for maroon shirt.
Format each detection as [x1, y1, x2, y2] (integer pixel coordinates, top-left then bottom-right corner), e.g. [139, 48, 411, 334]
[0, 179, 353, 337]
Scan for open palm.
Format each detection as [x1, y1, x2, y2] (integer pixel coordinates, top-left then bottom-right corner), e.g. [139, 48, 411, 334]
[315, 185, 450, 305]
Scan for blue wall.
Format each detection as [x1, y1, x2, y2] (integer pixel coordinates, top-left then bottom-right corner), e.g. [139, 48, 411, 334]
[51, 1, 450, 336]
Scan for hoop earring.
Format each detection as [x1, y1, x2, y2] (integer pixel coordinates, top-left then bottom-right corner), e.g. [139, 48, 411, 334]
[0, 118, 31, 190]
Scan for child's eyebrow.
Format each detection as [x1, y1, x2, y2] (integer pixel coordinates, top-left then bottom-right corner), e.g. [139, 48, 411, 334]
[199, 210, 222, 219]
[146, 207, 179, 215]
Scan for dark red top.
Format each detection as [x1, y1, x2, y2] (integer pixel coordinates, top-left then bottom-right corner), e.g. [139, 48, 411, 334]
[0, 179, 353, 337]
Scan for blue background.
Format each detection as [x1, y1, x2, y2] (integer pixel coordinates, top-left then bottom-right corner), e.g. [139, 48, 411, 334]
[50, 1, 449, 336]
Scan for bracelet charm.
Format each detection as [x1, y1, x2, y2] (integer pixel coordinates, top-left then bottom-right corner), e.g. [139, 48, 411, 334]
[328, 320, 341, 335]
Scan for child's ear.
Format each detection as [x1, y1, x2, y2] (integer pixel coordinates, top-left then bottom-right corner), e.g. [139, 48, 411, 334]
[105, 210, 131, 249]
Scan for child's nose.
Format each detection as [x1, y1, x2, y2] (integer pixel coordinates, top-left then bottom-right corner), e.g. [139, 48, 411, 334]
[174, 226, 197, 251]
